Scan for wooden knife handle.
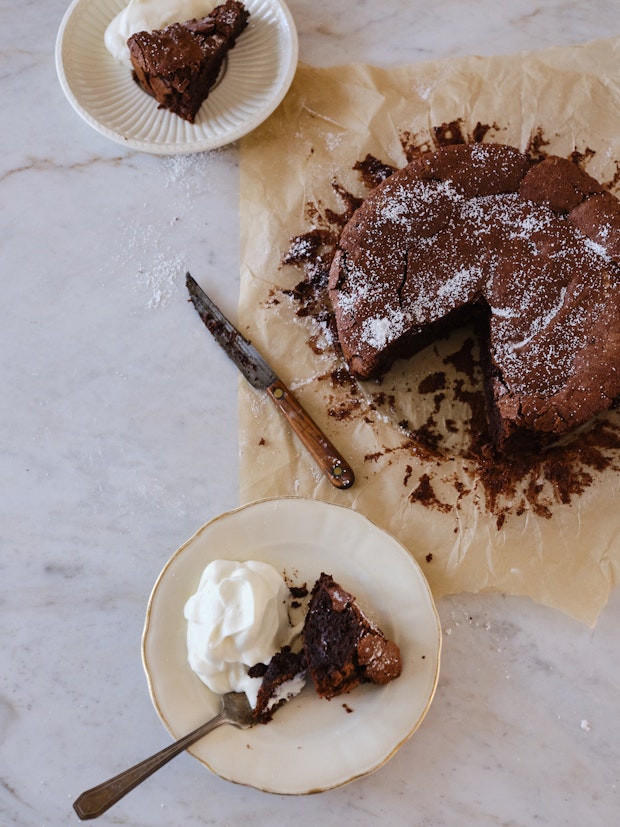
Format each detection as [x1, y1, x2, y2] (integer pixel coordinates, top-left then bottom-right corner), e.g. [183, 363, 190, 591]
[266, 379, 355, 489]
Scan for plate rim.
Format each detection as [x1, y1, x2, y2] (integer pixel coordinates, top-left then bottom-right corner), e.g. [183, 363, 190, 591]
[141, 496, 442, 795]
[55, 0, 299, 155]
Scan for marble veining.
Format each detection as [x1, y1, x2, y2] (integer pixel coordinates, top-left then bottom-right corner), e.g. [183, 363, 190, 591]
[1, 1, 619, 825]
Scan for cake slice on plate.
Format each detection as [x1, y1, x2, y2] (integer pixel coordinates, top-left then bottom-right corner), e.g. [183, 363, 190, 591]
[127, 0, 249, 123]
[302, 572, 402, 700]
[248, 572, 402, 720]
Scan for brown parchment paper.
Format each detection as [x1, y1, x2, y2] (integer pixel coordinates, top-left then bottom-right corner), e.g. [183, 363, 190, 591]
[237, 37, 620, 626]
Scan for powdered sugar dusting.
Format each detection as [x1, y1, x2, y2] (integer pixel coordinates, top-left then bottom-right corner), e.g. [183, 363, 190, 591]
[509, 287, 567, 351]
[378, 178, 460, 225]
[413, 265, 483, 320]
[110, 150, 229, 309]
[135, 251, 185, 309]
[163, 150, 221, 191]
[583, 235, 612, 260]
[333, 167, 620, 402]
[361, 306, 408, 349]
[118, 219, 186, 309]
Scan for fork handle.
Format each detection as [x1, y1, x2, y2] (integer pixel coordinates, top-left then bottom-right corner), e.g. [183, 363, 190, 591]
[73, 712, 225, 820]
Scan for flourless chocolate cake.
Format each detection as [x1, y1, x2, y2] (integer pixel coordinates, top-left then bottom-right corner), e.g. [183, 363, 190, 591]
[127, 0, 249, 123]
[302, 573, 402, 700]
[327, 143, 620, 451]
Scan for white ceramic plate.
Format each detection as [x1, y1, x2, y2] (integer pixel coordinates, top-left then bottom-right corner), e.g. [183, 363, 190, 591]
[55, 0, 298, 154]
[142, 497, 442, 795]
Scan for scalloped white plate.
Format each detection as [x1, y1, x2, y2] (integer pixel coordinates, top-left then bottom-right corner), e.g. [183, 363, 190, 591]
[142, 498, 442, 795]
[55, 0, 298, 154]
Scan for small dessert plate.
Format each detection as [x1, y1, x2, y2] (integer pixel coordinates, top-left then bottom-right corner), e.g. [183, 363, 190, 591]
[142, 497, 442, 795]
[55, 0, 298, 154]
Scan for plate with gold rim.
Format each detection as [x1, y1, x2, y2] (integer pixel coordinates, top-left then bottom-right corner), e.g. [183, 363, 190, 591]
[142, 497, 442, 795]
[55, 0, 298, 154]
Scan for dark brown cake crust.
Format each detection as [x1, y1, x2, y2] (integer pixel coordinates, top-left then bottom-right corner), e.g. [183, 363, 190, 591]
[328, 143, 620, 450]
[127, 0, 249, 123]
[302, 573, 402, 700]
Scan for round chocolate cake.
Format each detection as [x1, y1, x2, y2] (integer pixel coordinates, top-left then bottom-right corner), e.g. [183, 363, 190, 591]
[327, 143, 620, 451]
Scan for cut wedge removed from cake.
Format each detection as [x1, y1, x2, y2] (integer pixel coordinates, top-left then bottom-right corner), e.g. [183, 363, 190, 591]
[127, 0, 249, 123]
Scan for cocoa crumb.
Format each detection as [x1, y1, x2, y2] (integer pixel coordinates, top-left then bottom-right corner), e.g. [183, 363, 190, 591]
[353, 153, 397, 188]
[409, 473, 451, 513]
[434, 120, 467, 146]
[289, 584, 308, 599]
[403, 464, 413, 486]
[409, 417, 443, 452]
[418, 371, 447, 394]
[527, 126, 552, 161]
[472, 122, 500, 142]
[444, 337, 478, 380]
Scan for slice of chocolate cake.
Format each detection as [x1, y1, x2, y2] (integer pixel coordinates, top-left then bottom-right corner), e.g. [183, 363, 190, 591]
[302, 573, 402, 700]
[127, 0, 249, 123]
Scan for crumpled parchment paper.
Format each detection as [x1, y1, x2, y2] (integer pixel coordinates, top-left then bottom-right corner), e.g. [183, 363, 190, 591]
[237, 36, 620, 625]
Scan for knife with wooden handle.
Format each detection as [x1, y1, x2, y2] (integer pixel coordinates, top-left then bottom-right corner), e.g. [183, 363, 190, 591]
[186, 273, 355, 489]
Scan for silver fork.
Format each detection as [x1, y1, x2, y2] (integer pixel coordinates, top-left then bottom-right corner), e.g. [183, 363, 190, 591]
[73, 692, 256, 820]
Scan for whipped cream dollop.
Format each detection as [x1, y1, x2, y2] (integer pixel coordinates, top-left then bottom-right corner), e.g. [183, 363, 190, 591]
[104, 0, 217, 67]
[184, 559, 296, 707]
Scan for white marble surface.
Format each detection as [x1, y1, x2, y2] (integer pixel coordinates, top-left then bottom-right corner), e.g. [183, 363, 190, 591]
[2, 1, 620, 825]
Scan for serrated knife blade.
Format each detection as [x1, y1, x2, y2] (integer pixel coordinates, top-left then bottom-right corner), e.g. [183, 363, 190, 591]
[186, 273, 355, 489]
